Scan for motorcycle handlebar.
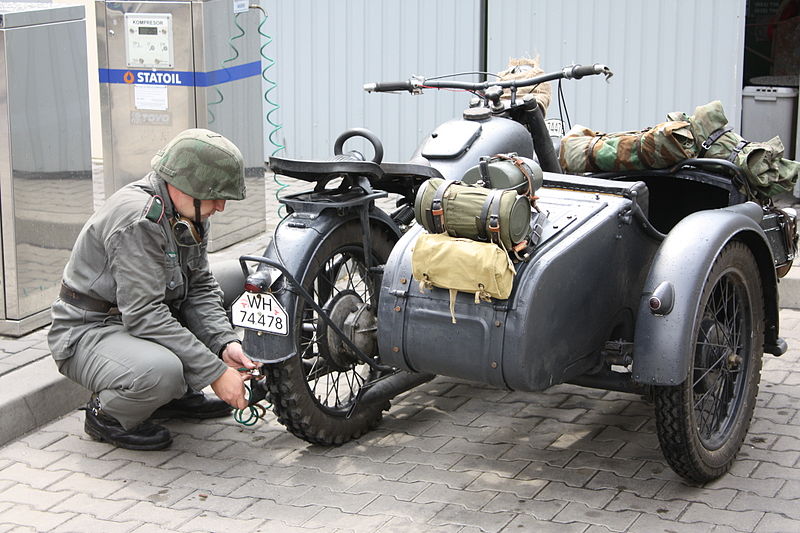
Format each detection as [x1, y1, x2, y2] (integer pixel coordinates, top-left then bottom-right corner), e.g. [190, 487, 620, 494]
[363, 63, 612, 94]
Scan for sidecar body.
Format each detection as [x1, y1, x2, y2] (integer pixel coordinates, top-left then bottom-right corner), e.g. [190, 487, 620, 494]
[377, 166, 786, 393]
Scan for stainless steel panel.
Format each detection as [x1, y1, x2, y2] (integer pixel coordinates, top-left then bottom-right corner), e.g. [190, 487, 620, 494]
[97, 0, 265, 251]
[0, 6, 92, 332]
[0, 3, 83, 28]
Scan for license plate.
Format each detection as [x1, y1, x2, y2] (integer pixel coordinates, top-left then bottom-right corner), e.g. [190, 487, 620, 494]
[231, 292, 289, 335]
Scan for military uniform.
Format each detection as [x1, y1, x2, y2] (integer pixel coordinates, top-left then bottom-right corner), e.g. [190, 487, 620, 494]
[48, 171, 240, 430]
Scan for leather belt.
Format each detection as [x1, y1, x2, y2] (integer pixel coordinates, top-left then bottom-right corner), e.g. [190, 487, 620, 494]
[59, 282, 120, 315]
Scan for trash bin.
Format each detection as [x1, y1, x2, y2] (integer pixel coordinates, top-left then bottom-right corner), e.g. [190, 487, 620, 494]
[0, 2, 93, 336]
[741, 85, 798, 160]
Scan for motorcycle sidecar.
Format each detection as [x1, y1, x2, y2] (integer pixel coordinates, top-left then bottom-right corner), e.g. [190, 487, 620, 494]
[377, 164, 789, 483]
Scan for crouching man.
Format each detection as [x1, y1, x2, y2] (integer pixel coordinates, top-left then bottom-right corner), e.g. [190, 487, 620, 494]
[48, 129, 259, 450]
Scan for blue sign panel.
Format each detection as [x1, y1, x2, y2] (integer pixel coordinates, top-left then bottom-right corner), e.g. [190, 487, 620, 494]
[99, 61, 261, 87]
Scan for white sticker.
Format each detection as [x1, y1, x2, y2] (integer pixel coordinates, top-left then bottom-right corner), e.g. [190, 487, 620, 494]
[134, 84, 168, 111]
[233, 0, 249, 14]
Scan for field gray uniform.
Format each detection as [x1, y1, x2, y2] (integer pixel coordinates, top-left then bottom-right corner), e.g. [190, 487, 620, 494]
[48, 172, 238, 429]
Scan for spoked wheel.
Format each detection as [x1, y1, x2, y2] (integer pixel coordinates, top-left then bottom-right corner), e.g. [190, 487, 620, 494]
[264, 221, 396, 445]
[654, 241, 764, 483]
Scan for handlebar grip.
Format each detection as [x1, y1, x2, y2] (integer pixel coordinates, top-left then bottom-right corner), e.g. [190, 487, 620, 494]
[563, 64, 611, 80]
[363, 81, 414, 93]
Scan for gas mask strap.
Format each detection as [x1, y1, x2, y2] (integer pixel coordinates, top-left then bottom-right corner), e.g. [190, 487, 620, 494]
[193, 199, 205, 238]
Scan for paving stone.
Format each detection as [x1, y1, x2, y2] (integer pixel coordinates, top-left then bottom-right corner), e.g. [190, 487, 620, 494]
[223, 461, 302, 483]
[469, 412, 542, 433]
[303, 507, 391, 532]
[284, 468, 367, 491]
[515, 405, 588, 423]
[655, 481, 737, 508]
[177, 511, 264, 533]
[46, 452, 128, 477]
[324, 441, 403, 463]
[585, 471, 666, 498]
[705, 473, 785, 498]
[737, 445, 800, 467]
[374, 433, 451, 453]
[43, 434, 117, 459]
[236, 498, 324, 525]
[554, 501, 639, 531]
[0, 504, 75, 531]
[422, 421, 501, 442]
[501, 514, 588, 533]
[257, 520, 328, 533]
[102, 447, 182, 467]
[566, 451, 643, 477]
[517, 461, 596, 488]
[751, 461, 800, 481]
[52, 514, 140, 533]
[753, 512, 800, 533]
[376, 516, 460, 533]
[161, 452, 240, 475]
[399, 465, 480, 490]
[360, 494, 446, 522]
[536, 481, 617, 509]
[228, 479, 312, 505]
[0, 441, 67, 469]
[428, 503, 514, 533]
[465, 472, 548, 499]
[288, 486, 377, 514]
[50, 471, 130, 498]
[171, 489, 254, 517]
[51, 493, 137, 520]
[777, 479, 800, 499]
[116, 501, 199, 529]
[346, 475, 429, 501]
[170, 471, 252, 497]
[386, 448, 464, 469]
[680, 502, 763, 531]
[0, 483, 73, 510]
[547, 431, 625, 458]
[450, 455, 529, 478]
[413, 483, 496, 511]
[605, 490, 687, 520]
[168, 435, 234, 458]
[500, 445, 578, 467]
[107, 481, 195, 507]
[628, 513, 716, 533]
[104, 461, 186, 486]
[481, 492, 565, 519]
[728, 492, 800, 520]
[0, 462, 69, 489]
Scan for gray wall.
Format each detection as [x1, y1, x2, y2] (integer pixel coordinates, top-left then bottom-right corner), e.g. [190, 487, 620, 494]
[266, 0, 482, 162]
[487, 0, 747, 133]
[264, 0, 746, 161]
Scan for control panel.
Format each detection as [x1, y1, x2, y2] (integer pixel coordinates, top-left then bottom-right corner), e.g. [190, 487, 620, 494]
[124, 13, 173, 68]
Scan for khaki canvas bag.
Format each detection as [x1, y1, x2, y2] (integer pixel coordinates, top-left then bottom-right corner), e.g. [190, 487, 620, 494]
[411, 232, 516, 323]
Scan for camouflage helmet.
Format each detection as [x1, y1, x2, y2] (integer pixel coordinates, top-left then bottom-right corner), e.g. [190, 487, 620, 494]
[151, 129, 246, 200]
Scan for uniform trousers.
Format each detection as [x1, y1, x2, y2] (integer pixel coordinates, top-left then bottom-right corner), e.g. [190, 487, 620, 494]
[57, 328, 187, 429]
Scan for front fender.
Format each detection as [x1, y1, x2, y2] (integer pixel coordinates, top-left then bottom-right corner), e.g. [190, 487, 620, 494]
[243, 209, 401, 364]
[632, 202, 778, 386]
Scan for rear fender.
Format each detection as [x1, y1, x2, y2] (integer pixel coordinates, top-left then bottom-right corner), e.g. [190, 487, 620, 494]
[243, 209, 401, 364]
[632, 202, 778, 386]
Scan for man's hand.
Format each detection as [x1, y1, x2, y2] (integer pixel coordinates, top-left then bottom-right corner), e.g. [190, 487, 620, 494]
[210, 367, 248, 409]
[221, 341, 261, 376]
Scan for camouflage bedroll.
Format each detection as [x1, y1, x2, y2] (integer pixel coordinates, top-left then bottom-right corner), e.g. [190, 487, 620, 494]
[560, 100, 800, 199]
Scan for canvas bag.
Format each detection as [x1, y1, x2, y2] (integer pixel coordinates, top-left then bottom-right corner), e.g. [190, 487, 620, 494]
[413, 177, 532, 250]
[411, 232, 516, 323]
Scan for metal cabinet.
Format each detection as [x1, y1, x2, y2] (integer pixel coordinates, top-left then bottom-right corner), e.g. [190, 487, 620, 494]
[0, 2, 93, 336]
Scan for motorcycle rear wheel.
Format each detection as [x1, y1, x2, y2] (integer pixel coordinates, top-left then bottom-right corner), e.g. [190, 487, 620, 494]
[264, 221, 395, 445]
[654, 241, 764, 483]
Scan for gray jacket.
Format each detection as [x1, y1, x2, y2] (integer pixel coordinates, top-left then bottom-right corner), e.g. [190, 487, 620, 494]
[48, 173, 236, 389]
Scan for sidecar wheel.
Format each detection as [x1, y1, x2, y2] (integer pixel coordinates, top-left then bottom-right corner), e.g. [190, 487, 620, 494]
[654, 241, 764, 483]
[264, 221, 395, 445]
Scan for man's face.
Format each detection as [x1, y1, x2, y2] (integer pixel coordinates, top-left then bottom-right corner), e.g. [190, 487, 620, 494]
[169, 185, 226, 220]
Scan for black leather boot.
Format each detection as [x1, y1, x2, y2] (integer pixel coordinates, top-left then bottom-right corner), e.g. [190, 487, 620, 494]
[84, 395, 172, 451]
[151, 388, 232, 419]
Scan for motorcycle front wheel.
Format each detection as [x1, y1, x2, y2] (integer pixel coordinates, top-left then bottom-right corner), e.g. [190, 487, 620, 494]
[264, 220, 396, 445]
[653, 241, 764, 483]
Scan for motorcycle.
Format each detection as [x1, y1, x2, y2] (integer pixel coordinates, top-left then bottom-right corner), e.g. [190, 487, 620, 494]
[233, 63, 796, 483]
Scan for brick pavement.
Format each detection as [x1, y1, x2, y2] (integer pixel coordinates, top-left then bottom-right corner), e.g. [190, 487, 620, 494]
[0, 309, 798, 531]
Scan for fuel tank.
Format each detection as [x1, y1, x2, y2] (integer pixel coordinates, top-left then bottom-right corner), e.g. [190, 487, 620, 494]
[377, 174, 660, 391]
[412, 113, 534, 180]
